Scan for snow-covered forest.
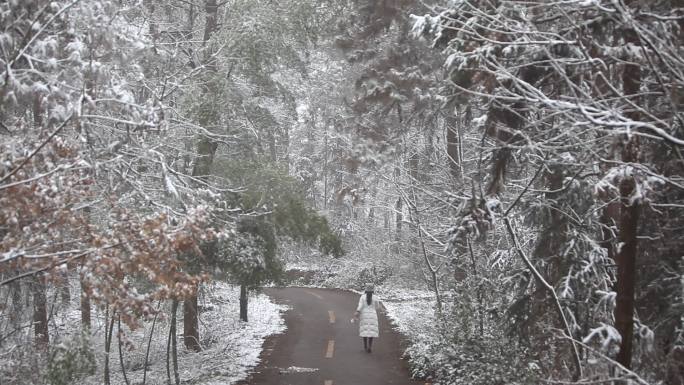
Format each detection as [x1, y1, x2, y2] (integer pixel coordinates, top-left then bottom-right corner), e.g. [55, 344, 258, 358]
[1, 1, 682, 384]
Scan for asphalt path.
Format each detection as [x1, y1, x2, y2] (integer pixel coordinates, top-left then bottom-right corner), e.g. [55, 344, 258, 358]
[238, 287, 421, 385]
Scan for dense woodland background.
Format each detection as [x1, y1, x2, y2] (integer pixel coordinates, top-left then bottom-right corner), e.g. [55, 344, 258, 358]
[1, 0, 683, 384]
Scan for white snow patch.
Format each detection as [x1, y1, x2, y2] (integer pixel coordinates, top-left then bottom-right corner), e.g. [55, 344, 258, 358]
[278, 366, 319, 374]
[52, 282, 290, 385]
[472, 114, 487, 128]
[382, 288, 437, 341]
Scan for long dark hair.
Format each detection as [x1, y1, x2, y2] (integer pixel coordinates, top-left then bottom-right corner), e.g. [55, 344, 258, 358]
[366, 291, 372, 305]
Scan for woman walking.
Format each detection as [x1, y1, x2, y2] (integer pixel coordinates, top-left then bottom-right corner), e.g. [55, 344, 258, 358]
[353, 283, 380, 353]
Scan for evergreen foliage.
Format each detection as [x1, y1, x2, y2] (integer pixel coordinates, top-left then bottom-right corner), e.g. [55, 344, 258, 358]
[215, 159, 343, 288]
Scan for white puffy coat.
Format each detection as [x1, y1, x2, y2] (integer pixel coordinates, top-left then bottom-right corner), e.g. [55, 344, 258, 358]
[356, 294, 380, 338]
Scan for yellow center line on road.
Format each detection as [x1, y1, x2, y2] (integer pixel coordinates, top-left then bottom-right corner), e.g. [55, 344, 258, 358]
[325, 340, 335, 358]
[328, 310, 335, 323]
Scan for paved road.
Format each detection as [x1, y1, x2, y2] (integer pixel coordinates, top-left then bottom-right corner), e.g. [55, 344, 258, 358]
[238, 287, 421, 385]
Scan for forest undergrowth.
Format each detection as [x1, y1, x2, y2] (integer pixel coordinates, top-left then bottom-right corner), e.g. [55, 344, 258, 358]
[0, 282, 286, 385]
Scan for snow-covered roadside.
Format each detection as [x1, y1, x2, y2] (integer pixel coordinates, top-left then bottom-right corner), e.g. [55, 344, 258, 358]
[382, 290, 436, 340]
[68, 282, 288, 385]
[187, 283, 288, 385]
[381, 290, 439, 381]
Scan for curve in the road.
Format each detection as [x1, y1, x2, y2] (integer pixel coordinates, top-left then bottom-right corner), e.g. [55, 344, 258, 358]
[238, 287, 423, 385]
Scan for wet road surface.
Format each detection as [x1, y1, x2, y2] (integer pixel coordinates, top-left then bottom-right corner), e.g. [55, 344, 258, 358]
[237, 287, 422, 385]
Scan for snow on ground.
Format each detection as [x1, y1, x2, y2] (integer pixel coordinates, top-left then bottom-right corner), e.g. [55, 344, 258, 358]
[376, 282, 439, 362]
[277, 366, 319, 374]
[382, 290, 436, 341]
[182, 283, 288, 385]
[66, 282, 288, 385]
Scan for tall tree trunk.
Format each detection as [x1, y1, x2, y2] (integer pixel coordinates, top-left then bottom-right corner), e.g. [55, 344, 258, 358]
[446, 114, 461, 180]
[181, 0, 220, 352]
[31, 275, 49, 348]
[613, 20, 642, 371]
[283, 124, 290, 174]
[183, 295, 201, 351]
[166, 302, 172, 385]
[202, 0, 219, 69]
[487, 148, 511, 196]
[203, 0, 218, 43]
[193, 139, 219, 179]
[117, 316, 130, 385]
[367, 190, 375, 224]
[323, 122, 329, 209]
[408, 152, 419, 180]
[614, 178, 639, 369]
[394, 167, 402, 240]
[81, 278, 91, 330]
[239, 284, 248, 322]
[170, 299, 180, 385]
[144, 0, 158, 40]
[142, 302, 160, 385]
[182, 137, 218, 351]
[10, 278, 22, 327]
[31, 95, 50, 349]
[60, 273, 70, 304]
[395, 197, 403, 240]
[467, 239, 484, 337]
[104, 307, 116, 385]
[187, 2, 195, 32]
[410, 190, 442, 316]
